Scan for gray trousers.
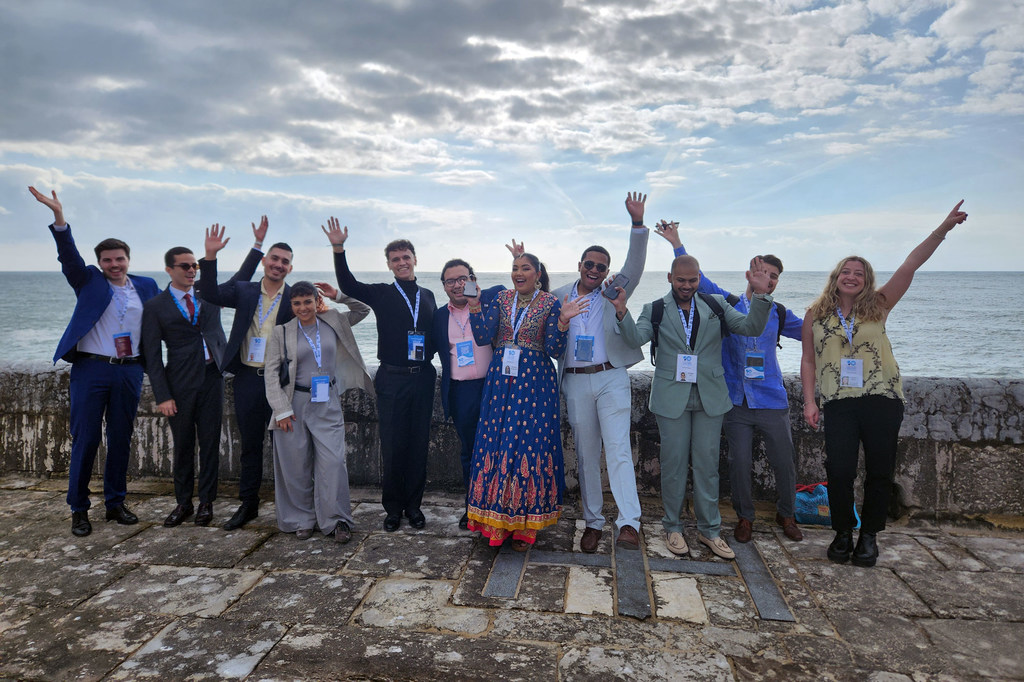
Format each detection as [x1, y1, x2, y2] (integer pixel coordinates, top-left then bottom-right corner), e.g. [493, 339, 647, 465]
[272, 392, 353, 534]
[724, 403, 797, 521]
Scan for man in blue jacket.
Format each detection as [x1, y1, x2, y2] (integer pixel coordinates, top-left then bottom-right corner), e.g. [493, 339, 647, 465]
[30, 186, 160, 537]
[657, 221, 804, 544]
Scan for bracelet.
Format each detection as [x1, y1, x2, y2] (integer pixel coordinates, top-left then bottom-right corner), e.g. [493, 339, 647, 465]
[632, 220, 644, 226]
[557, 320, 570, 332]
[253, 241, 263, 249]
[930, 231, 946, 241]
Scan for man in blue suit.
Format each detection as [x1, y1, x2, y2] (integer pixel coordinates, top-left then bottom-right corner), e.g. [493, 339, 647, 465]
[30, 186, 160, 537]
[432, 259, 503, 529]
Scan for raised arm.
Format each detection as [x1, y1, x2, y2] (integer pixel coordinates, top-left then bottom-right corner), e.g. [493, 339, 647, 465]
[619, 191, 649, 296]
[196, 224, 261, 307]
[799, 314, 819, 429]
[877, 200, 968, 310]
[654, 219, 730, 298]
[324, 216, 377, 302]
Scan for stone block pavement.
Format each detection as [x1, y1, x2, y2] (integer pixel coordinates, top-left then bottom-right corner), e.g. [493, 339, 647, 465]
[0, 476, 1022, 681]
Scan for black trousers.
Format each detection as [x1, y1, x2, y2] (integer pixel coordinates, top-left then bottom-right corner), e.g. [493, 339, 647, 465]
[169, 362, 223, 505]
[448, 377, 486, 499]
[232, 365, 273, 503]
[375, 365, 437, 516]
[823, 395, 904, 533]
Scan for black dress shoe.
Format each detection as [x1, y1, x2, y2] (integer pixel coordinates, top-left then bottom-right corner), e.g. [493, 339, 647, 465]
[164, 504, 194, 527]
[827, 530, 854, 563]
[384, 514, 401, 532]
[71, 510, 91, 537]
[105, 504, 139, 525]
[223, 502, 259, 531]
[459, 512, 470, 530]
[194, 502, 214, 526]
[851, 532, 879, 568]
[406, 509, 426, 529]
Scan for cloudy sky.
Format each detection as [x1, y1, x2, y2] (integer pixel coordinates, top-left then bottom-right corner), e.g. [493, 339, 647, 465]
[2, 0, 1021, 274]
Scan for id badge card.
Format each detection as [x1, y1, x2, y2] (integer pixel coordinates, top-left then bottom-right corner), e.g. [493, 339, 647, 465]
[408, 332, 425, 362]
[203, 339, 211, 362]
[502, 346, 521, 377]
[744, 351, 766, 380]
[247, 337, 266, 363]
[113, 331, 133, 358]
[840, 358, 864, 388]
[311, 375, 331, 403]
[574, 335, 595, 363]
[675, 353, 697, 383]
[455, 340, 475, 367]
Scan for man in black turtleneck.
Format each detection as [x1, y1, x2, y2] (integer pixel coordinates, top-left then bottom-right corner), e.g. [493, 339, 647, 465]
[323, 217, 437, 532]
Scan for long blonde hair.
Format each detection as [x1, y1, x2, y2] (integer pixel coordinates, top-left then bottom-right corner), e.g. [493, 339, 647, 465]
[807, 256, 887, 322]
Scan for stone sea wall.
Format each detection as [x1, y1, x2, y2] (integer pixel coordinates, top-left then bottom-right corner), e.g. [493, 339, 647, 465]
[1, 362, 1021, 521]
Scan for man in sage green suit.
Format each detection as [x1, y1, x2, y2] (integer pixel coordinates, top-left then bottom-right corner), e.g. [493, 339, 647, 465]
[610, 252, 772, 560]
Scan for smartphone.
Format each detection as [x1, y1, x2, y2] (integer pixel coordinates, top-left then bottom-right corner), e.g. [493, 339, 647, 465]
[463, 280, 479, 297]
[602, 273, 629, 300]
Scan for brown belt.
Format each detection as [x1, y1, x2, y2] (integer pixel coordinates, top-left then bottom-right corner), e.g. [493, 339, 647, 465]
[564, 361, 614, 375]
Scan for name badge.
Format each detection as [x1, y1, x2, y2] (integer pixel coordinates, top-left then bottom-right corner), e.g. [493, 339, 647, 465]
[455, 340, 475, 367]
[574, 335, 595, 363]
[247, 337, 266, 364]
[675, 353, 697, 383]
[311, 375, 331, 403]
[408, 332, 425, 362]
[113, 331, 133, 358]
[203, 339, 211, 362]
[502, 346, 521, 377]
[744, 351, 765, 380]
[840, 358, 864, 388]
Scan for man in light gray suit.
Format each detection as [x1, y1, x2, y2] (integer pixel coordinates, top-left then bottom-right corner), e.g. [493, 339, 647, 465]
[553, 191, 649, 552]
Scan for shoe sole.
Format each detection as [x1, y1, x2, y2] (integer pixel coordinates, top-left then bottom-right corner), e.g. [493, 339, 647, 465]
[827, 552, 851, 564]
[850, 556, 877, 567]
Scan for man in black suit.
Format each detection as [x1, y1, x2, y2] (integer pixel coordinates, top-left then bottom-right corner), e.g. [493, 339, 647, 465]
[195, 220, 293, 530]
[143, 246, 231, 527]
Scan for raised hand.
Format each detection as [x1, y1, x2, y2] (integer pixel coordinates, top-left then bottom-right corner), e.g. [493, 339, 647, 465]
[625, 191, 647, 225]
[252, 215, 269, 245]
[559, 294, 592, 324]
[28, 186, 66, 225]
[653, 220, 682, 248]
[745, 256, 770, 294]
[322, 216, 348, 248]
[205, 223, 230, 260]
[505, 239, 525, 258]
[938, 199, 968, 233]
[314, 281, 338, 300]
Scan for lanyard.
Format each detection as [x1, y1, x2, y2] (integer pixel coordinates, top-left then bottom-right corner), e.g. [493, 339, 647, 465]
[677, 301, 696, 348]
[510, 290, 539, 343]
[110, 280, 135, 330]
[836, 307, 855, 347]
[258, 292, 282, 327]
[299, 319, 322, 368]
[450, 304, 471, 338]
[394, 281, 421, 331]
[171, 291, 199, 325]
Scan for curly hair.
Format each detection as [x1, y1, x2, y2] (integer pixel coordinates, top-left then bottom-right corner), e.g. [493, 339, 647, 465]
[806, 256, 887, 322]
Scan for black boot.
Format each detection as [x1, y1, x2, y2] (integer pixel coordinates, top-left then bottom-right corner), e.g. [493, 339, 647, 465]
[827, 530, 854, 563]
[851, 532, 879, 568]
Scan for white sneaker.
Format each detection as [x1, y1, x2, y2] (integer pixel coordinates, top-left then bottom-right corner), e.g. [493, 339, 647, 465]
[666, 531, 689, 556]
[698, 533, 736, 560]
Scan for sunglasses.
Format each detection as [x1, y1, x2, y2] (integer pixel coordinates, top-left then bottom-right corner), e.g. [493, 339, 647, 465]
[582, 260, 608, 273]
[172, 263, 200, 271]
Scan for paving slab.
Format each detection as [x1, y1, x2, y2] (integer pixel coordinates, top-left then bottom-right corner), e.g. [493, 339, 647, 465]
[99, 524, 270, 567]
[489, 610, 683, 650]
[919, 619, 1024, 680]
[0, 557, 135, 608]
[450, 541, 504, 608]
[345, 532, 474, 579]
[800, 563, 932, 617]
[559, 646, 734, 681]
[109, 617, 287, 680]
[514, 562, 568, 612]
[896, 567, 1024, 620]
[699, 625, 788, 663]
[564, 565, 614, 616]
[733, 539, 794, 622]
[254, 624, 558, 681]
[356, 577, 490, 634]
[915, 534, 990, 571]
[0, 489, 64, 517]
[952, 533, 1024, 572]
[21, 517, 150, 561]
[752, 535, 817, 610]
[783, 633, 855, 669]
[87, 564, 264, 617]
[223, 571, 372, 625]
[0, 606, 171, 681]
[827, 611, 959, 676]
[482, 543, 527, 597]
[529, 510, 578, 552]
[237, 529, 365, 572]
[650, 572, 707, 624]
[697, 575, 759, 627]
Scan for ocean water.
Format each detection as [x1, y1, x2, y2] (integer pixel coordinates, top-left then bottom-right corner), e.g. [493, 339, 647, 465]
[3, 270, 1022, 379]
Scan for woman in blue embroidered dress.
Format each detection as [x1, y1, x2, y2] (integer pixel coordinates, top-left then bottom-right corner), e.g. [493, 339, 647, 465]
[466, 253, 589, 551]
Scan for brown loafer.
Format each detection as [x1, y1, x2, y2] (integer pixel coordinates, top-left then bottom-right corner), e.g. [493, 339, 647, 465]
[616, 525, 640, 550]
[334, 522, 352, 544]
[580, 527, 602, 553]
[776, 513, 804, 541]
[734, 518, 752, 543]
[511, 539, 530, 552]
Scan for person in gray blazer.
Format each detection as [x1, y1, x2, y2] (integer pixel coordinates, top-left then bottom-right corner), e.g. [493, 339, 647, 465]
[611, 254, 772, 560]
[264, 281, 374, 543]
[552, 191, 649, 553]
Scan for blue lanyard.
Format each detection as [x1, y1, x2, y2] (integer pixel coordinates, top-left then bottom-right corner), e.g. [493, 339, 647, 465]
[510, 290, 538, 344]
[299, 319, 322, 368]
[110, 280, 134, 330]
[258, 292, 282, 327]
[171, 291, 199, 325]
[570, 282, 601, 329]
[394, 282, 421, 331]
[677, 302, 696, 348]
[836, 307, 855, 347]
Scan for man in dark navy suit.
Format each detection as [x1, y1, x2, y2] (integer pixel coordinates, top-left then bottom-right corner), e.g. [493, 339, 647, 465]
[30, 186, 160, 537]
[432, 259, 504, 529]
[143, 245, 238, 528]
[195, 221, 293, 530]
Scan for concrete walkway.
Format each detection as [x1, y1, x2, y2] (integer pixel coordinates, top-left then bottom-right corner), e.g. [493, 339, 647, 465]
[1, 476, 1022, 681]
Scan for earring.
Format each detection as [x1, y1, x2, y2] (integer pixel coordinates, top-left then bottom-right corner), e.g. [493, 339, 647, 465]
[534, 281, 541, 290]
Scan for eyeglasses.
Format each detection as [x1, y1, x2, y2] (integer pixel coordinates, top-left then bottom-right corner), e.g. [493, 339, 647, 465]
[582, 260, 608, 273]
[443, 276, 471, 287]
[172, 263, 200, 271]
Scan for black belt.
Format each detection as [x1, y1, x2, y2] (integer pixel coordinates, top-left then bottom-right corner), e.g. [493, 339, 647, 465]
[295, 379, 336, 393]
[77, 352, 140, 365]
[564, 361, 614, 375]
[380, 363, 426, 374]
[237, 365, 265, 376]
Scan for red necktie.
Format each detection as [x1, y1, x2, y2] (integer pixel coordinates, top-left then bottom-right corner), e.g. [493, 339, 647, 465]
[184, 293, 196, 319]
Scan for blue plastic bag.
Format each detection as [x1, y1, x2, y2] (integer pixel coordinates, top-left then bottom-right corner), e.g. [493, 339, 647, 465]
[794, 483, 860, 529]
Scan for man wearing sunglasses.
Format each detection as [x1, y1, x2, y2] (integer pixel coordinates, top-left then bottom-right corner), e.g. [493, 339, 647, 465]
[142, 247, 229, 528]
[553, 191, 650, 553]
